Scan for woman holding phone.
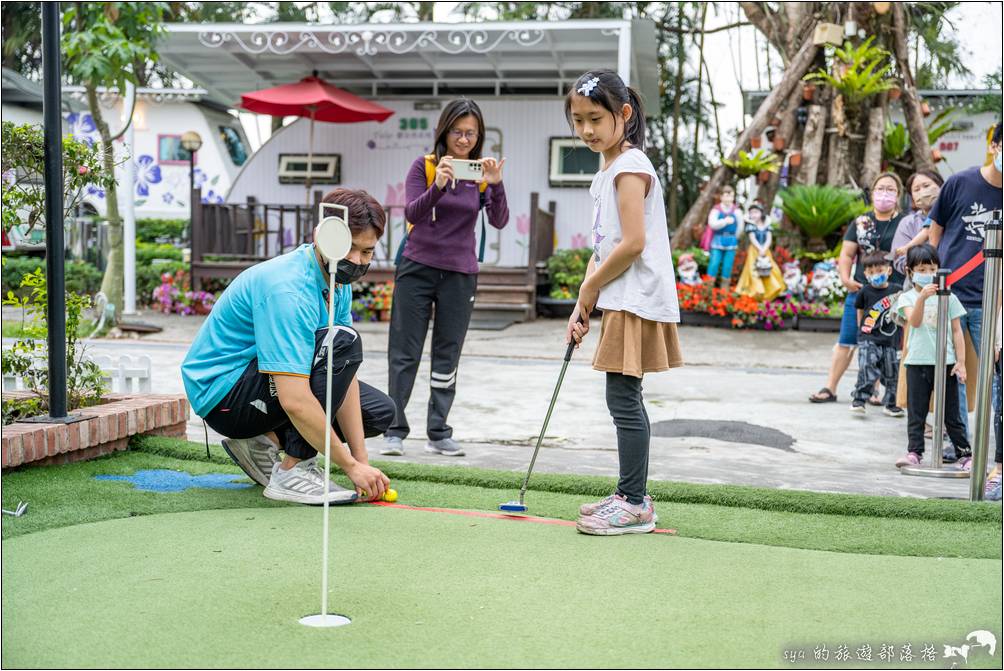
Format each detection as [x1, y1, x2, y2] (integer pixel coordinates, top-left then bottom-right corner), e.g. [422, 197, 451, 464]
[382, 99, 510, 457]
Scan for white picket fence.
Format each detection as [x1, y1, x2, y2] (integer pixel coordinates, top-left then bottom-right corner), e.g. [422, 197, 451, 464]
[2, 353, 152, 394]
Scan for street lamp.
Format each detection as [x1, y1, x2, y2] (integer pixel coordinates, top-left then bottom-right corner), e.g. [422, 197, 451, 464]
[181, 130, 203, 202]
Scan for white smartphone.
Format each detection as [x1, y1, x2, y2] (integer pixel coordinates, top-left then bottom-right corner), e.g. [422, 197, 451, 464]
[451, 159, 484, 182]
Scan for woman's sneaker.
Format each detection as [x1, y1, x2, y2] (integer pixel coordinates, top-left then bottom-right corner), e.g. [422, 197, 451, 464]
[263, 458, 358, 505]
[221, 436, 280, 487]
[883, 406, 904, 418]
[576, 497, 656, 536]
[579, 493, 657, 522]
[425, 438, 465, 457]
[895, 452, 922, 468]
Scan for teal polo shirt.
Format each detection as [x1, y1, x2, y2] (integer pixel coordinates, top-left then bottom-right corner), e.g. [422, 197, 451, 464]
[181, 244, 352, 417]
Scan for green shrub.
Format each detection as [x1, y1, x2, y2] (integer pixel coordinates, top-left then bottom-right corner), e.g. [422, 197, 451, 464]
[136, 241, 183, 264]
[136, 218, 187, 243]
[780, 185, 871, 241]
[2, 256, 102, 297]
[546, 248, 593, 299]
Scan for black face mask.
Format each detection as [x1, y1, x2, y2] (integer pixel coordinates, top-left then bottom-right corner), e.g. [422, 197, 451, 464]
[334, 258, 369, 285]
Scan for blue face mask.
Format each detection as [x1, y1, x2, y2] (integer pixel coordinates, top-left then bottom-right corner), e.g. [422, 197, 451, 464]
[869, 273, 888, 287]
[912, 272, 935, 287]
[995, 151, 1002, 173]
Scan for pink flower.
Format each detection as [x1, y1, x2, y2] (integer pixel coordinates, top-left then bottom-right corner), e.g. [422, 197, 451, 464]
[516, 214, 530, 235]
[570, 233, 589, 249]
[77, 165, 89, 175]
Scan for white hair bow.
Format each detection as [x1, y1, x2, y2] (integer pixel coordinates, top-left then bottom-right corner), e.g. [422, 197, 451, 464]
[577, 77, 600, 96]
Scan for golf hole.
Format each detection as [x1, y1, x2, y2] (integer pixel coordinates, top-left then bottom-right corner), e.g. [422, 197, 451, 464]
[299, 613, 352, 628]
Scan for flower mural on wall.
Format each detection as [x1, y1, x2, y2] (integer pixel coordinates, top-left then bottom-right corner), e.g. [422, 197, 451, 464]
[134, 155, 162, 197]
[570, 233, 588, 249]
[201, 190, 224, 204]
[65, 113, 98, 146]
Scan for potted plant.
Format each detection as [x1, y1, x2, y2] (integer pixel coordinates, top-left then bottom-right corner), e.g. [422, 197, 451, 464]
[802, 82, 816, 101]
[931, 147, 943, 162]
[803, 37, 894, 107]
[722, 149, 781, 179]
[539, 248, 595, 318]
[779, 184, 871, 252]
[789, 151, 803, 167]
[773, 136, 786, 151]
[888, 83, 902, 100]
[920, 100, 931, 116]
[758, 170, 771, 183]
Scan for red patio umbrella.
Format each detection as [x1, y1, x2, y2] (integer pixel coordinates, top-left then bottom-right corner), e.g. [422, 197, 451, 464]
[240, 75, 394, 199]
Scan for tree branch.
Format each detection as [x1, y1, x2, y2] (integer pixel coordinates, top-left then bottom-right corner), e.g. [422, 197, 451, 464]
[659, 20, 751, 35]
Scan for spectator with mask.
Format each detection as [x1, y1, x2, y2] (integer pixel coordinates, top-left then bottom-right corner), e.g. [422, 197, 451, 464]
[928, 122, 1003, 439]
[892, 170, 944, 276]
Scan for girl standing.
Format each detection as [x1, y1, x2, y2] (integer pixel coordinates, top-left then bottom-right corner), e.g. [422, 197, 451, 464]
[565, 69, 683, 536]
[383, 99, 509, 458]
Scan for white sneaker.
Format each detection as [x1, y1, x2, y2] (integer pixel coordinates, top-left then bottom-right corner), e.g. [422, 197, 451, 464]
[425, 438, 466, 457]
[380, 436, 405, 456]
[263, 458, 358, 505]
[221, 435, 280, 487]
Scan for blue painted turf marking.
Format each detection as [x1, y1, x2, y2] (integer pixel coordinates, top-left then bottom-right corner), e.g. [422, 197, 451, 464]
[94, 470, 254, 493]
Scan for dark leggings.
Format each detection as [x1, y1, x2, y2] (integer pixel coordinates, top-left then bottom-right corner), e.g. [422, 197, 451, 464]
[606, 372, 651, 505]
[905, 365, 971, 458]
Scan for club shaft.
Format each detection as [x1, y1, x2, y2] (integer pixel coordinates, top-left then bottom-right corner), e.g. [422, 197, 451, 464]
[518, 358, 571, 502]
[321, 265, 336, 620]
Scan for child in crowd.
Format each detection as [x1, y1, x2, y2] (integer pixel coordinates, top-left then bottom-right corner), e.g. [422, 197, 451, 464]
[705, 185, 742, 289]
[894, 244, 972, 470]
[564, 69, 683, 535]
[850, 253, 903, 416]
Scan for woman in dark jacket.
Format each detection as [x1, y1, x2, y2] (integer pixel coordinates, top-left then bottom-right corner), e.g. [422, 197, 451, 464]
[382, 99, 509, 457]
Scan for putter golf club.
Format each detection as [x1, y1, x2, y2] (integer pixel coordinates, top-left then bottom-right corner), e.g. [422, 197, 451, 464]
[500, 314, 584, 514]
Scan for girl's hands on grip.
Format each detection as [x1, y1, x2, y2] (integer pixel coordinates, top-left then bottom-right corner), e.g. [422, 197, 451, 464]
[567, 307, 590, 348]
[434, 156, 455, 190]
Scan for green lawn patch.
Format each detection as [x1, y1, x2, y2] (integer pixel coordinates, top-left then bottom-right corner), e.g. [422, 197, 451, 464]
[1, 436, 999, 560]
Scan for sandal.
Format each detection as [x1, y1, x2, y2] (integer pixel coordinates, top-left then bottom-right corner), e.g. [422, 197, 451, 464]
[809, 387, 837, 403]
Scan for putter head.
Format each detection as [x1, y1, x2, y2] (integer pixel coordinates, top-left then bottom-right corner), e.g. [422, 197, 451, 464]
[499, 501, 528, 513]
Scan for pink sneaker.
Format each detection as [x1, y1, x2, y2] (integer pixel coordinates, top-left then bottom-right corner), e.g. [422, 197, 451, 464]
[579, 494, 658, 522]
[576, 497, 656, 536]
[896, 452, 922, 468]
[957, 456, 973, 472]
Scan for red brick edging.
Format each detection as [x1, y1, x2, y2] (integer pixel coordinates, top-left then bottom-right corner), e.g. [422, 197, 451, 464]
[1, 393, 188, 469]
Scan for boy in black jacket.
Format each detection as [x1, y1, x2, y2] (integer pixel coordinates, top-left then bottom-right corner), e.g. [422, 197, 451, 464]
[851, 253, 903, 416]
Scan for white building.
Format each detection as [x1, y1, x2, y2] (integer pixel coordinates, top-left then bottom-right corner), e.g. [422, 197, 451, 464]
[157, 19, 659, 266]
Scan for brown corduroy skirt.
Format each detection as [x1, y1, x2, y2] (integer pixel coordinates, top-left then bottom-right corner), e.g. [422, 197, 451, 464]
[592, 310, 684, 378]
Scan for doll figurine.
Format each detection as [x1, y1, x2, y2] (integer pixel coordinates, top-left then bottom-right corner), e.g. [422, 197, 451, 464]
[735, 202, 785, 301]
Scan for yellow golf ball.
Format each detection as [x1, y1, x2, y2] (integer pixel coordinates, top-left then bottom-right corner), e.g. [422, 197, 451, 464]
[383, 488, 398, 502]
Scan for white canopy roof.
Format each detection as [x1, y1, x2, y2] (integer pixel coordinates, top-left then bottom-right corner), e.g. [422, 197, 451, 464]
[159, 19, 658, 108]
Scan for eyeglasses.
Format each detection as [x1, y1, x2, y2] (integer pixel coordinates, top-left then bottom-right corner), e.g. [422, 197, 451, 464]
[448, 130, 479, 140]
[873, 186, 899, 194]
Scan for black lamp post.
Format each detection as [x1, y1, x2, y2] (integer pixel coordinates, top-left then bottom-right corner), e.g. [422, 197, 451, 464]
[181, 131, 203, 244]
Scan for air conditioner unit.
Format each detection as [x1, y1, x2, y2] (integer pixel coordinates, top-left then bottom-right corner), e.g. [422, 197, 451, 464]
[548, 138, 602, 188]
[278, 154, 341, 185]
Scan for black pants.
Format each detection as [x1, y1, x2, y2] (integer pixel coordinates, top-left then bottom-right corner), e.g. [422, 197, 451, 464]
[387, 257, 477, 441]
[204, 326, 396, 460]
[905, 364, 971, 458]
[606, 372, 651, 505]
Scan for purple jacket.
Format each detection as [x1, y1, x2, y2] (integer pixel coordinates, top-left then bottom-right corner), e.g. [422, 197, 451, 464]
[402, 155, 510, 274]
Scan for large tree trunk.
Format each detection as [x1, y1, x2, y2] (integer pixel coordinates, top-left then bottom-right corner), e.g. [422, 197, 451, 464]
[860, 104, 886, 188]
[89, 85, 124, 321]
[673, 35, 819, 249]
[892, 2, 935, 173]
[756, 85, 803, 205]
[797, 104, 827, 185]
[826, 95, 849, 187]
[691, 3, 708, 165]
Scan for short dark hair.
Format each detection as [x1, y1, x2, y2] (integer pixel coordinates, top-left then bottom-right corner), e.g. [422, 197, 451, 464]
[862, 253, 890, 270]
[432, 99, 486, 162]
[992, 122, 1002, 145]
[906, 243, 940, 270]
[565, 69, 647, 149]
[321, 188, 386, 238]
[905, 169, 944, 194]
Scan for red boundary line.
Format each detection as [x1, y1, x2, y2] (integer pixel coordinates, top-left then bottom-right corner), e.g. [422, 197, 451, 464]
[368, 500, 677, 535]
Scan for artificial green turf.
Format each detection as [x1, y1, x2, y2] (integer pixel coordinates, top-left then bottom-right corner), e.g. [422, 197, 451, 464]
[1, 447, 1001, 559]
[2, 506, 1001, 668]
[133, 435, 1003, 524]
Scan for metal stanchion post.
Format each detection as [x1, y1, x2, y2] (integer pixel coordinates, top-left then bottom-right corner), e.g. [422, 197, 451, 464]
[902, 268, 968, 478]
[970, 210, 1003, 501]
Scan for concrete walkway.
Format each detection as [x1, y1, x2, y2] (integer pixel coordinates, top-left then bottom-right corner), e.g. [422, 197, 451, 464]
[36, 307, 985, 501]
